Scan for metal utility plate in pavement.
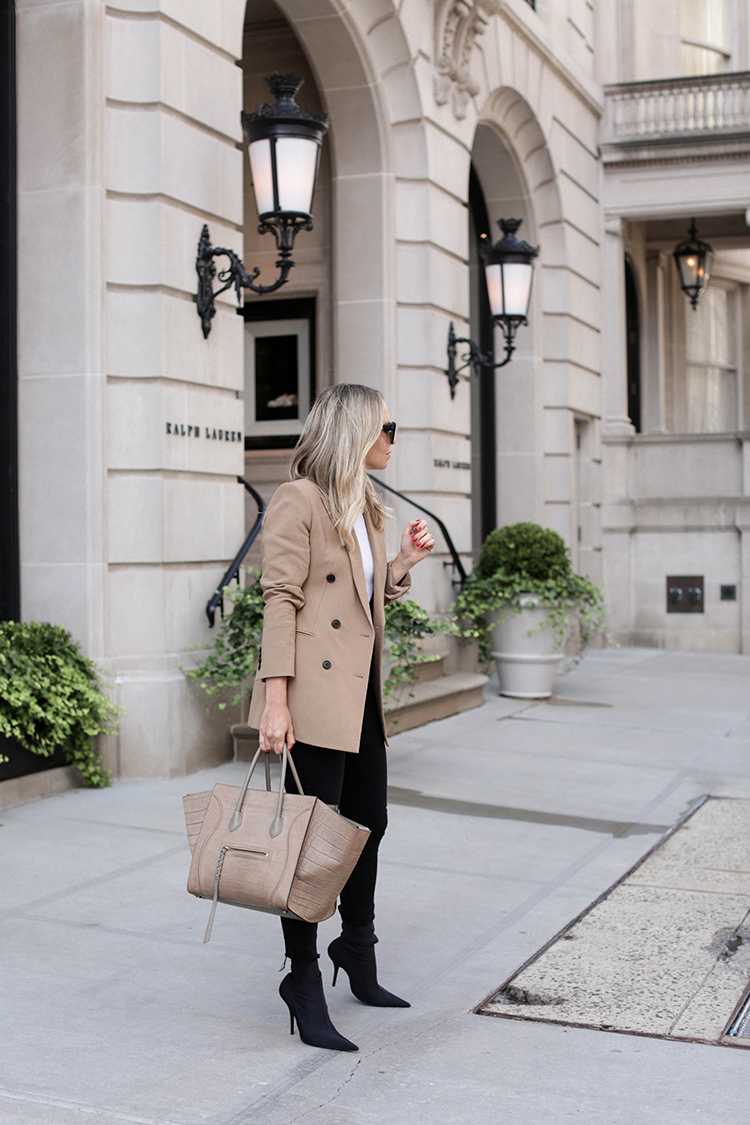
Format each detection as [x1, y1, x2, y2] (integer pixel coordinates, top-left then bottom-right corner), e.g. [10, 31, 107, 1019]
[477, 797, 750, 1048]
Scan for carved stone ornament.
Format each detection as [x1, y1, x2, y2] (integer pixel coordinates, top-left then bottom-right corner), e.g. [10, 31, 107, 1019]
[434, 0, 500, 119]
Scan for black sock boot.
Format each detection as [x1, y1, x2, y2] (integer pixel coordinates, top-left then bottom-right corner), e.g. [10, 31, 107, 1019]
[279, 956, 358, 1052]
[328, 921, 410, 1008]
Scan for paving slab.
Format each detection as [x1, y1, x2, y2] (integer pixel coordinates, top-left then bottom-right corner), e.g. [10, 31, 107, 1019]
[480, 798, 750, 1044]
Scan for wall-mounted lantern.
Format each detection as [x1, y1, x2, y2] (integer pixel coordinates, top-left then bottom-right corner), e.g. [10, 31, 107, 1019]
[446, 218, 538, 398]
[195, 73, 329, 338]
[673, 219, 714, 310]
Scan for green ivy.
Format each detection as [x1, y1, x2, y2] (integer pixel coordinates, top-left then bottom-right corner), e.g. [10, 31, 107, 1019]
[0, 622, 121, 787]
[184, 573, 265, 708]
[383, 599, 449, 698]
[185, 572, 451, 705]
[453, 522, 606, 666]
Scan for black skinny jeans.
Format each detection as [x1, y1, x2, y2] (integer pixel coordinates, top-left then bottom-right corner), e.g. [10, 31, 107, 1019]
[280, 675, 387, 963]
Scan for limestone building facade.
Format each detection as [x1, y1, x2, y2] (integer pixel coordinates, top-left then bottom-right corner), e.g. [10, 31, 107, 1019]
[3, 0, 749, 779]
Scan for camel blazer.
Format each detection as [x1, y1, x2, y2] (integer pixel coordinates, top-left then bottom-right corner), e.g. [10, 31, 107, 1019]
[247, 478, 411, 753]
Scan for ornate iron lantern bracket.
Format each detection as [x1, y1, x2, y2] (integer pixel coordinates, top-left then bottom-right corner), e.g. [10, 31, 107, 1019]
[445, 320, 519, 399]
[195, 221, 309, 339]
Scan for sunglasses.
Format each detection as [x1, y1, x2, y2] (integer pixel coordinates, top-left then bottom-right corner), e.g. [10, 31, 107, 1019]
[382, 421, 397, 445]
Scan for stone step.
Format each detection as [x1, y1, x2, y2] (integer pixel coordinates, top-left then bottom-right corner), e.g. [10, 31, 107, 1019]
[384, 671, 489, 736]
[231, 671, 489, 759]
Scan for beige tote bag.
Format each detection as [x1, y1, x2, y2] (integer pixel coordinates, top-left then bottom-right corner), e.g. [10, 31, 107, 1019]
[184, 746, 370, 942]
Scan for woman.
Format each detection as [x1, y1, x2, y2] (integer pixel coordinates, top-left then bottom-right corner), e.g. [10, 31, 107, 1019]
[248, 384, 434, 1053]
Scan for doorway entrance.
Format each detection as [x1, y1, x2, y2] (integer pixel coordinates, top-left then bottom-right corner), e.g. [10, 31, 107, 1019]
[468, 164, 496, 554]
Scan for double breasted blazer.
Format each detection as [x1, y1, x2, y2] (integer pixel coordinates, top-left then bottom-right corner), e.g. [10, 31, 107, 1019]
[247, 478, 411, 753]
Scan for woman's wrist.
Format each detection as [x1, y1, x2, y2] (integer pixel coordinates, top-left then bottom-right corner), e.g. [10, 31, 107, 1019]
[390, 554, 411, 584]
[264, 676, 288, 705]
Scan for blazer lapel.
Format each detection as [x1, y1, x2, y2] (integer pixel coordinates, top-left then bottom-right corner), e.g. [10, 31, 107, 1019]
[365, 508, 386, 612]
[348, 523, 373, 625]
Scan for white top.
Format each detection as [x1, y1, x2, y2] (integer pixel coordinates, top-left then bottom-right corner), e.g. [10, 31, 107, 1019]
[354, 513, 374, 602]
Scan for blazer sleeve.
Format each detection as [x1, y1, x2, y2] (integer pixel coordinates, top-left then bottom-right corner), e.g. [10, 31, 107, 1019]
[257, 483, 312, 680]
[384, 562, 411, 605]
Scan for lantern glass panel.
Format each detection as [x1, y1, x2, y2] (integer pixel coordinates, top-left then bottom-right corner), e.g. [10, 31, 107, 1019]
[274, 136, 319, 216]
[500, 262, 534, 317]
[677, 247, 714, 300]
[484, 264, 503, 317]
[248, 138, 275, 216]
[484, 262, 533, 319]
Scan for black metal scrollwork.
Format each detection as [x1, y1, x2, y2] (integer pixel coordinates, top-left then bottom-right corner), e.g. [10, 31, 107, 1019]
[445, 320, 520, 399]
[195, 222, 309, 339]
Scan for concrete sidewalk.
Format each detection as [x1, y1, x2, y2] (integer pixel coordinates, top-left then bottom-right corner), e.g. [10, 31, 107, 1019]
[2, 648, 750, 1125]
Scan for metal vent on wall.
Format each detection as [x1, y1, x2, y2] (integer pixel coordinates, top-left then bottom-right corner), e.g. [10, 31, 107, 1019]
[667, 575, 704, 613]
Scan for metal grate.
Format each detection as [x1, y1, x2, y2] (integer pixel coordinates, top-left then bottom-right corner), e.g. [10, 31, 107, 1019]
[726, 991, 750, 1038]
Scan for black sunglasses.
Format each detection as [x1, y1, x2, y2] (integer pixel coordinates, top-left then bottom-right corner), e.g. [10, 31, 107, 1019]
[382, 421, 397, 445]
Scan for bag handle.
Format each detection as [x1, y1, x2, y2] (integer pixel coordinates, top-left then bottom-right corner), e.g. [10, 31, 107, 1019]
[228, 744, 304, 835]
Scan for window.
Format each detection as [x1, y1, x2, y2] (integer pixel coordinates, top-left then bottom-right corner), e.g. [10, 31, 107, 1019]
[668, 283, 738, 433]
[682, 0, 730, 75]
[241, 298, 315, 447]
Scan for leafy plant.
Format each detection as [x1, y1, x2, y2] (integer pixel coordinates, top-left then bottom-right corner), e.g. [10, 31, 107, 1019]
[476, 522, 569, 581]
[184, 573, 265, 708]
[383, 599, 448, 698]
[185, 572, 451, 705]
[0, 621, 121, 787]
[453, 522, 606, 665]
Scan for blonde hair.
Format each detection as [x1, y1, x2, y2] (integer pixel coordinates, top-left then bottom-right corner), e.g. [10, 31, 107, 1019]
[290, 384, 389, 549]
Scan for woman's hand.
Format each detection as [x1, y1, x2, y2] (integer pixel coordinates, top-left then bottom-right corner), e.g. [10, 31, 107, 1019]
[258, 677, 295, 756]
[391, 520, 435, 583]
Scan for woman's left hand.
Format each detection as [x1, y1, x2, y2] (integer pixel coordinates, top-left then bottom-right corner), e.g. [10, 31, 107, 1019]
[399, 519, 435, 568]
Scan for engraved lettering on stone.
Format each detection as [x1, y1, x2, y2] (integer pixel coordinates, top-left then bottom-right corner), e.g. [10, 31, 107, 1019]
[166, 422, 243, 442]
[434, 457, 471, 469]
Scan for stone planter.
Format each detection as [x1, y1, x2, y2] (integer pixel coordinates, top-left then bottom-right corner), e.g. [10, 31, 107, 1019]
[488, 594, 563, 699]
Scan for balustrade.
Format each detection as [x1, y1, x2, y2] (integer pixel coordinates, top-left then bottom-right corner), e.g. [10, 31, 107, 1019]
[603, 72, 750, 144]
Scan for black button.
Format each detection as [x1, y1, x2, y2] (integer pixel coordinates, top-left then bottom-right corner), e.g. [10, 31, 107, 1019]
[322, 660, 332, 669]
[331, 619, 341, 629]
[326, 573, 335, 583]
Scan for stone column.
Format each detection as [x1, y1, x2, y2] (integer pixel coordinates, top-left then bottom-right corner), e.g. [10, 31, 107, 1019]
[102, 7, 246, 777]
[391, 120, 474, 613]
[17, 0, 107, 657]
[18, 1, 248, 779]
[601, 215, 635, 437]
[645, 250, 668, 433]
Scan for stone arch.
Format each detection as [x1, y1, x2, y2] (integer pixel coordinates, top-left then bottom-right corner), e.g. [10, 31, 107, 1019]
[478, 87, 563, 234]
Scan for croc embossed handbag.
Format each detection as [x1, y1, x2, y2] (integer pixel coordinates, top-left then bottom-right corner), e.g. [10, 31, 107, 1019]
[183, 746, 370, 942]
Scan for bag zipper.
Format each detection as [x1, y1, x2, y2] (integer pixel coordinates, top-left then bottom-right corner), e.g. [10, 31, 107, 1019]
[203, 844, 269, 943]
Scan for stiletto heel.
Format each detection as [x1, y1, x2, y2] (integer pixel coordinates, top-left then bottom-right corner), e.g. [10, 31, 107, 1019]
[279, 966, 358, 1052]
[332, 964, 339, 987]
[328, 936, 410, 1008]
[289, 1011, 295, 1035]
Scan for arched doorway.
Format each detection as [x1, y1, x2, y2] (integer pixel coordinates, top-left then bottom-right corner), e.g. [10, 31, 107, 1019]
[239, 0, 394, 563]
[241, 0, 333, 561]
